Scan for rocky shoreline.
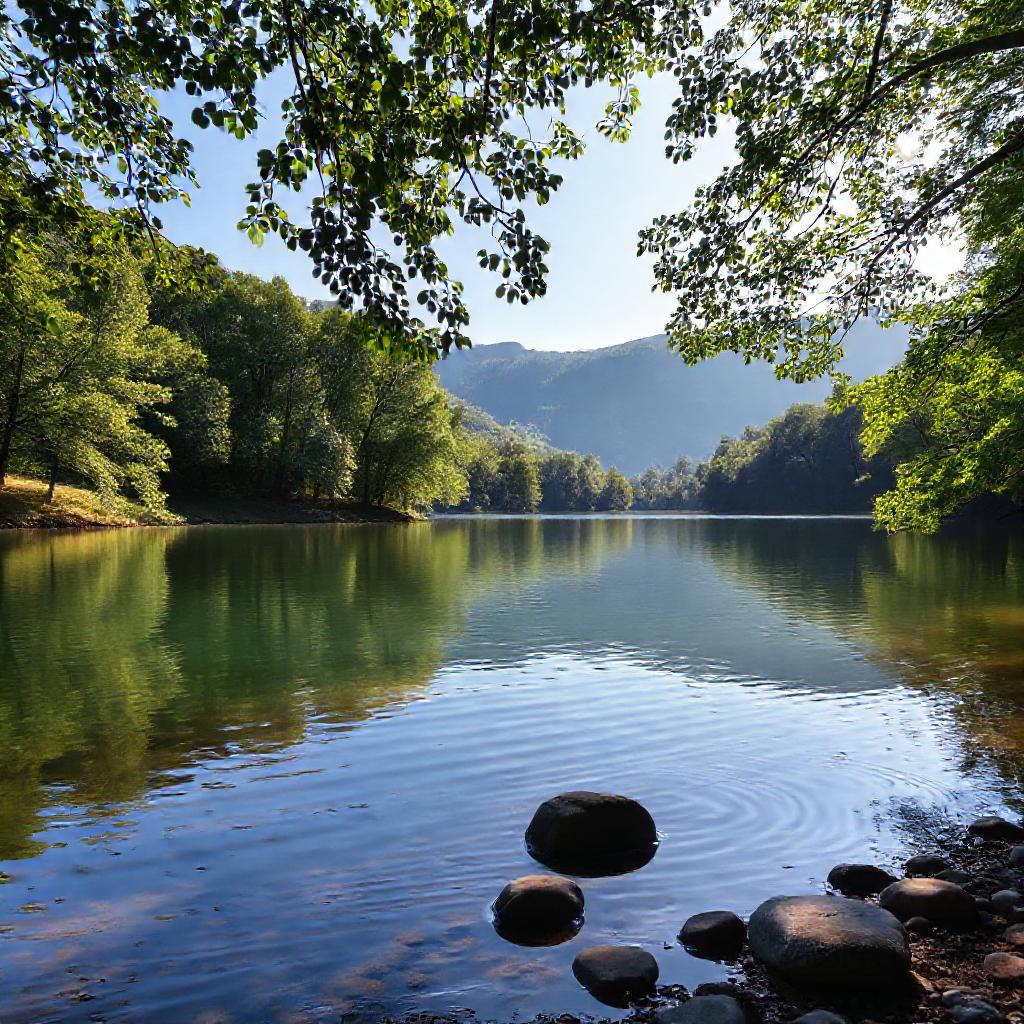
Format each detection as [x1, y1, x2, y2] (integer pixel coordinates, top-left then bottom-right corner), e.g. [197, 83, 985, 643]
[400, 794, 1024, 1024]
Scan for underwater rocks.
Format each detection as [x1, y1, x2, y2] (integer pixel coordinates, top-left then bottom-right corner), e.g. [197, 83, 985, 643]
[491, 874, 584, 945]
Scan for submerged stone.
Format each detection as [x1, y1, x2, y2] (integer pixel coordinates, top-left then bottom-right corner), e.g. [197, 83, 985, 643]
[526, 791, 657, 875]
[747, 894, 910, 987]
[492, 875, 584, 945]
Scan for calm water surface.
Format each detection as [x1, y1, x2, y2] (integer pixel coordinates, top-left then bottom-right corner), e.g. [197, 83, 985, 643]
[2, 517, 1024, 1023]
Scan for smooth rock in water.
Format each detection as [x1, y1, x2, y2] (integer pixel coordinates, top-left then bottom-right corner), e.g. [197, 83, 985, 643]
[747, 895, 910, 987]
[936, 868, 974, 886]
[991, 889, 1023, 918]
[793, 1012, 848, 1024]
[656, 996, 746, 1024]
[983, 951, 1024, 984]
[572, 945, 659, 1006]
[492, 875, 584, 944]
[679, 911, 746, 960]
[526, 792, 657, 875]
[1009, 846, 1024, 868]
[942, 990, 1005, 1024]
[826, 863, 897, 897]
[1004, 923, 1024, 948]
[878, 878, 978, 928]
[905, 916, 934, 936]
[969, 817, 1024, 843]
[905, 854, 951, 877]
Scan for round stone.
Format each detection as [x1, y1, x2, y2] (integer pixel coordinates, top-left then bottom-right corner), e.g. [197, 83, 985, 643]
[969, 817, 1024, 843]
[1004, 923, 1024, 948]
[679, 911, 746, 960]
[492, 875, 584, 944]
[747, 894, 910, 987]
[878, 878, 978, 928]
[572, 945, 659, 1006]
[526, 791, 657, 875]
[983, 951, 1024, 984]
[827, 863, 898, 897]
[905, 916, 935, 936]
[905, 854, 951, 877]
[942, 990, 1006, 1024]
[793, 1013, 848, 1024]
[991, 889, 1023, 918]
[1009, 846, 1024, 868]
[656, 996, 746, 1024]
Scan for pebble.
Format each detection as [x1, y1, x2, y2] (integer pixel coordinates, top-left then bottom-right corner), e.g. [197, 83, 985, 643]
[990, 889, 1023, 918]
[793, 1012, 848, 1024]
[905, 916, 934, 936]
[1004, 923, 1024, 948]
[969, 817, 1024, 843]
[656, 995, 746, 1024]
[942, 990, 1006, 1024]
[1009, 846, 1024, 868]
[983, 951, 1024, 984]
[905, 854, 952, 877]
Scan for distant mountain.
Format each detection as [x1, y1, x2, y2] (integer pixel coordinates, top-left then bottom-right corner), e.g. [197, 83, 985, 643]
[436, 322, 905, 474]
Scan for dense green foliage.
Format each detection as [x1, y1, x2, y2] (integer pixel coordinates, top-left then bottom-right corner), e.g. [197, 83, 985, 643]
[639, 0, 1024, 529]
[697, 405, 895, 514]
[1, 216, 471, 512]
[0, 0, 667, 356]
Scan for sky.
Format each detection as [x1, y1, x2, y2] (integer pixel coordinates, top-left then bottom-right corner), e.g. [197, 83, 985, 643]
[156, 72, 736, 352]
[156, 70, 960, 354]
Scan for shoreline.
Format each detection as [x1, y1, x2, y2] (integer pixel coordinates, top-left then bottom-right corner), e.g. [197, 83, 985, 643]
[0, 476, 417, 530]
[397, 816, 1024, 1024]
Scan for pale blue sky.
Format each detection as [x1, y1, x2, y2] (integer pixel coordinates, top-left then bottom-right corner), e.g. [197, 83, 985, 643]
[156, 73, 735, 352]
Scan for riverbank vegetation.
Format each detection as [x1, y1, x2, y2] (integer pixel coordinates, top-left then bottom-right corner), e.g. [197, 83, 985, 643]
[2, 0, 1022, 530]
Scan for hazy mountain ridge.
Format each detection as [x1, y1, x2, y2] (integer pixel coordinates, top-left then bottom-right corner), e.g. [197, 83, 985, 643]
[437, 324, 904, 474]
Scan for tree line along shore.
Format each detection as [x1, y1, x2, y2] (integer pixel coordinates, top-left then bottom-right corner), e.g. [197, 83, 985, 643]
[1, 219, 907, 530]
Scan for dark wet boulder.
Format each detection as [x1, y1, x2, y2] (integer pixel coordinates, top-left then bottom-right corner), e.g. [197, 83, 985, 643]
[526, 792, 657, 875]
[679, 911, 746, 960]
[904, 854, 951, 877]
[793, 1012, 848, 1024]
[826, 863, 897, 897]
[492, 875, 584, 945]
[656, 995, 746, 1024]
[969, 817, 1024, 843]
[878, 878, 978, 928]
[1009, 846, 1024, 868]
[991, 889, 1023, 918]
[984, 952, 1024, 984]
[572, 944, 659, 1006]
[747, 894, 910, 987]
[942, 990, 1006, 1024]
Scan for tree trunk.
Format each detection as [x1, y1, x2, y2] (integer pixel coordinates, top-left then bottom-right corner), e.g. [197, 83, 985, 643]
[46, 455, 59, 502]
[0, 344, 26, 489]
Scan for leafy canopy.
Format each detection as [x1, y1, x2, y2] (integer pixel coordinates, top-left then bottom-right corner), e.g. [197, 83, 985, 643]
[638, 0, 1024, 527]
[2, 0, 670, 357]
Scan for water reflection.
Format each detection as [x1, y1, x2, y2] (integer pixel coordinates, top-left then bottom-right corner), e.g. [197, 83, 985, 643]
[0, 517, 1022, 1024]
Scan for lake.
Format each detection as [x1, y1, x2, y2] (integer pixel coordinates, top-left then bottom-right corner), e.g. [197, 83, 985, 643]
[2, 516, 1023, 1023]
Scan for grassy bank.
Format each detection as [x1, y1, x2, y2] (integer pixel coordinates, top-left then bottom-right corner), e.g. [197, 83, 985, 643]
[0, 475, 415, 529]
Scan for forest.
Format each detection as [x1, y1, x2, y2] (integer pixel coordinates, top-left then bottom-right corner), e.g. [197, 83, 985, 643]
[1, 0, 1022, 529]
